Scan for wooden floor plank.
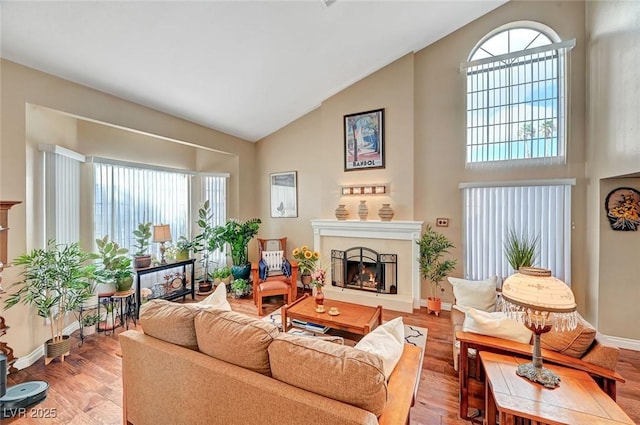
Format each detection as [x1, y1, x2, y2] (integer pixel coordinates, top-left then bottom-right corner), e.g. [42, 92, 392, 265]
[4, 292, 639, 425]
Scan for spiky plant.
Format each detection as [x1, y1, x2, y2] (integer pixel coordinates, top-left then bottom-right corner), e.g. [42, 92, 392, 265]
[504, 228, 539, 272]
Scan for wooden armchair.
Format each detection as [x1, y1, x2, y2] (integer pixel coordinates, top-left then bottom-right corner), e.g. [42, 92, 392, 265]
[251, 238, 298, 316]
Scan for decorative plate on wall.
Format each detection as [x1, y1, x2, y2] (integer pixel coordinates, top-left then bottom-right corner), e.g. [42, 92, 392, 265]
[605, 187, 640, 231]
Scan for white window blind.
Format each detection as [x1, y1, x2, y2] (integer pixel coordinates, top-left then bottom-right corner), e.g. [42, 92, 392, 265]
[40, 145, 85, 244]
[462, 181, 573, 283]
[463, 27, 574, 167]
[93, 160, 190, 256]
[201, 174, 228, 267]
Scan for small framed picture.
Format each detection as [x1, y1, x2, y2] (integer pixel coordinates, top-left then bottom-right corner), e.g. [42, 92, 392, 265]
[270, 171, 298, 218]
[344, 108, 384, 171]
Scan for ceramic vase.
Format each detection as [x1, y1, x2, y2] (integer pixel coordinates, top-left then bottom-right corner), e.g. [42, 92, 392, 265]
[334, 204, 349, 220]
[358, 200, 368, 221]
[315, 287, 325, 306]
[378, 203, 394, 221]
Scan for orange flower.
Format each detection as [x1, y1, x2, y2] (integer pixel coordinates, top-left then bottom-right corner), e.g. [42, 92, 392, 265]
[304, 250, 313, 259]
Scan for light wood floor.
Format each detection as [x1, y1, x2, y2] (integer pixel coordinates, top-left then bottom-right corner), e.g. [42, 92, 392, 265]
[5, 293, 640, 425]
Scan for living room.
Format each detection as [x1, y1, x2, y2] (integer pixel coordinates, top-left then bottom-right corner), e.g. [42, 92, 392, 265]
[1, 0, 639, 424]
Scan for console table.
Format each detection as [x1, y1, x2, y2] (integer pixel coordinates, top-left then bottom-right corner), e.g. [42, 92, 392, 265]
[135, 258, 195, 317]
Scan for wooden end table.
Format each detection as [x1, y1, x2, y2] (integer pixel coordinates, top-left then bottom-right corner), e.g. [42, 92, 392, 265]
[281, 294, 382, 337]
[480, 351, 634, 425]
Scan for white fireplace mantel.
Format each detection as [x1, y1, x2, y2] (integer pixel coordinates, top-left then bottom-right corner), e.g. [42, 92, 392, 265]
[311, 219, 424, 313]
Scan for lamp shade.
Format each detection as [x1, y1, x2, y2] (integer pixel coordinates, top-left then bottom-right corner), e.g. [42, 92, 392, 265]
[152, 224, 172, 243]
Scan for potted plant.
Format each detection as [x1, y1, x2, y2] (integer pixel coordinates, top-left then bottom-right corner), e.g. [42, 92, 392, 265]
[175, 236, 194, 262]
[504, 227, 539, 273]
[133, 221, 152, 269]
[212, 266, 232, 285]
[213, 218, 261, 280]
[192, 201, 223, 292]
[5, 240, 95, 364]
[230, 278, 250, 298]
[292, 245, 320, 287]
[95, 235, 134, 292]
[82, 313, 101, 336]
[417, 225, 457, 316]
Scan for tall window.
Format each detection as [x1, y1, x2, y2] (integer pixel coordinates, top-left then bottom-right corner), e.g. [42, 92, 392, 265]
[462, 181, 573, 283]
[463, 24, 574, 166]
[92, 159, 191, 256]
[201, 174, 228, 267]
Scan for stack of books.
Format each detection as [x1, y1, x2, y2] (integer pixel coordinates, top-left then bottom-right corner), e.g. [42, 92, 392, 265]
[305, 322, 330, 334]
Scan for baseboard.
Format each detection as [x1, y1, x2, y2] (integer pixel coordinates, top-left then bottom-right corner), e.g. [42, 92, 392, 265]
[14, 321, 80, 370]
[597, 332, 640, 352]
[419, 299, 452, 312]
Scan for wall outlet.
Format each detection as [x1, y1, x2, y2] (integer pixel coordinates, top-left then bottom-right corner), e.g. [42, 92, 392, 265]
[436, 218, 449, 227]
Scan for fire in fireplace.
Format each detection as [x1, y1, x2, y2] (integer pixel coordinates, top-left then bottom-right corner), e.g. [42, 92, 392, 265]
[331, 247, 397, 294]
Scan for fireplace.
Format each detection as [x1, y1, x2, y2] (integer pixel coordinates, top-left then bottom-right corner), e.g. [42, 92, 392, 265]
[331, 247, 397, 294]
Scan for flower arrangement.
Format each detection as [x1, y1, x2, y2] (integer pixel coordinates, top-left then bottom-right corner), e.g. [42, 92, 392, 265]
[291, 245, 320, 275]
[311, 267, 326, 288]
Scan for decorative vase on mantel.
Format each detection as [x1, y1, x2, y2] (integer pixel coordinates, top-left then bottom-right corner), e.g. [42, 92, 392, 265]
[378, 203, 394, 221]
[358, 200, 368, 221]
[334, 204, 349, 221]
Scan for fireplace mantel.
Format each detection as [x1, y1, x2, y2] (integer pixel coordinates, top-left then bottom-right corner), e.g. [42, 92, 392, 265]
[311, 219, 424, 313]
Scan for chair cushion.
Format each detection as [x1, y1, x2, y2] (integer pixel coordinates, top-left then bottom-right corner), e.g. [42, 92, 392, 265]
[448, 276, 498, 311]
[462, 307, 532, 344]
[195, 309, 279, 376]
[541, 314, 596, 358]
[259, 280, 288, 291]
[268, 333, 387, 417]
[354, 317, 405, 380]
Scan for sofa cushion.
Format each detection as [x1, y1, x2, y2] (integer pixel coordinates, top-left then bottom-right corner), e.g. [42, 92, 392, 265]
[462, 307, 532, 344]
[198, 282, 231, 311]
[195, 309, 279, 376]
[449, 276, 498, 311]
[354, 317, 404, 380]
[139, 299, 206, 350]
[268, 333, 387, 417]
[541, 314, 596, 358]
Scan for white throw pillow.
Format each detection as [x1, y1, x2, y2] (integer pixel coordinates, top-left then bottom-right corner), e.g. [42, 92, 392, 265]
[462, 307, 531, 344]
[448, 276, 498, 312]
[197, 283, 231, 311]
[354, 317, 405, 380]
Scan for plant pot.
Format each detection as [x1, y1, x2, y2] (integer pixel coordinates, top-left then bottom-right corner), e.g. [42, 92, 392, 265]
[301, 272, 312, 289]
[116, 276, 133, 292]
[96, 281, 116, 296]
[82, 293, 99, 308]
[83, 324, 96, 336]
[231, 264, 251, 280]
[427, 296, 442, 317]
[44, 335, 71, 365]
[198, 281, 213, 293]
[134, 255, 152, 269]
[175, 250, 190, 262]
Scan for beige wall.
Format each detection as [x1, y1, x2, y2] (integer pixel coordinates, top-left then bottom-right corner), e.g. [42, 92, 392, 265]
[586, 0, 640, 338]
[0, 59, 257, 357]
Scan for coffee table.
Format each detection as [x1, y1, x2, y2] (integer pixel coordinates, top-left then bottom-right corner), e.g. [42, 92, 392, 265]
[281, 294, 382, 337]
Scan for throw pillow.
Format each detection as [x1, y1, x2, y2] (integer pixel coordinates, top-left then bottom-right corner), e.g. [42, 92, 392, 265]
[139, 299, 211, 350]
[449, 276, 498, 311]
[354, 317, 405, 380]
[462, 307, 532, 344]
[197, 283, 231, 311]
[541, 314, 596, 358]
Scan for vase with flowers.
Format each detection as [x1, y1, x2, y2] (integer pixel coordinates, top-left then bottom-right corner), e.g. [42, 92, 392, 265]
[292, 245, 319, 289]
[311, 267, 326, 311]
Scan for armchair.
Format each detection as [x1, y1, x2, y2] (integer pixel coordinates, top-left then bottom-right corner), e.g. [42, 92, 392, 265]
[251, 238, 298, 316]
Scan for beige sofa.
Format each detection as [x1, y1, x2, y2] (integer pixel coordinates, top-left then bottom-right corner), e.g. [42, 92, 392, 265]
[120, 300, 422, 425]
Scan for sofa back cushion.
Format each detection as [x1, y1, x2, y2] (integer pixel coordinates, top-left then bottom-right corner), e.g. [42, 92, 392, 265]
[195, 309, 279, 376]
[268, 333, 387, 417]
[139, 299, 207, 350]
[449, 276, 498, 311]
[541, 314, 596, 358]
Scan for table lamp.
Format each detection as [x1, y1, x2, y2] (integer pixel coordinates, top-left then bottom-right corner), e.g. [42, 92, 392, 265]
[152, 224, 172, 264]
[501, 267, 577, 388]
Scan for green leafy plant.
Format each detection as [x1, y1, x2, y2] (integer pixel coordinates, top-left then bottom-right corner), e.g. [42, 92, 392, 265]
[175, 236, 194, 253]
[230, 278, 250, 297]
[95, 235, 132, 282]
[193, 201, 223, 281]
[133, 222, 152, 257]
[504, 228, 539, 272]
[417, 225, 457, 298]
[212, 267, 232, 279]
[5, 240, 95, 343]
[213, 218, 261, 265]
[82, 313, 101, 327]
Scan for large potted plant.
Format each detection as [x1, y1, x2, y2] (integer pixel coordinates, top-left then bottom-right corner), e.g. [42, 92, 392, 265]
[193, 201, 221, 292]
[504, 227, 539, 273]
[133, 222, 152, 269]
[417, 225, 457, 316]
[213, 218, 261, 279]
[95, 235, 134, 292]
[4, 240, 95, 364]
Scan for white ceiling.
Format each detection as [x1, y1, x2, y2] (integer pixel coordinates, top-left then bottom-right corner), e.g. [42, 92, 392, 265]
[1, 1, 507, 142]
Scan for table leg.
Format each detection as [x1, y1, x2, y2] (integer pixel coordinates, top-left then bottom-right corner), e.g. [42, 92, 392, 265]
[485, 377, 496, 425]
[459, 341, 469, 419]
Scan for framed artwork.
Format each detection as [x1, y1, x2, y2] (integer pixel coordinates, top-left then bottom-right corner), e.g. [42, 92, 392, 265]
[604, 187, 640, 231]
[344, 108, 384, 171]
[270, 171, 298, 218]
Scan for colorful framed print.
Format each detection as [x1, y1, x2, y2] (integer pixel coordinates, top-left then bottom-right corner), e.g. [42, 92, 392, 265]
[344, 108, 384, 171]
[605, 187, 640, 231]
[270, 171, 298, 218]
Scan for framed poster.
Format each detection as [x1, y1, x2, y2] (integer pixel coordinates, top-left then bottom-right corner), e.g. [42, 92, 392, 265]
[270, 171, 298, 218]
[344, 108, 384, 171]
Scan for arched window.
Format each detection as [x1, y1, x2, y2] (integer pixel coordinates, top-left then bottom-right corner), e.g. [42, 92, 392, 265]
[463, 22, 574, 166]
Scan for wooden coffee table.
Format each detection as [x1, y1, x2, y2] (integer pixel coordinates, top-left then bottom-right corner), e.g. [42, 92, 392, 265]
[282, 294, 382, 337]
[480, 351, 634, 425]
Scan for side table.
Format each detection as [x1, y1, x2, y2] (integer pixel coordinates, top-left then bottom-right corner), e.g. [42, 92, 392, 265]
[480, 351, 634, 425]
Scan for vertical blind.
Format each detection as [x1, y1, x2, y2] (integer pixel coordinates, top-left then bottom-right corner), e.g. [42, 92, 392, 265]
[462, 181, 572, 283]
[201, 174, 227, 267]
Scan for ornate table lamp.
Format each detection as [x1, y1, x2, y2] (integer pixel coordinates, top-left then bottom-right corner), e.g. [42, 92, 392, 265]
[502, 267, 577, 388]
[152, 224, 172, 264]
